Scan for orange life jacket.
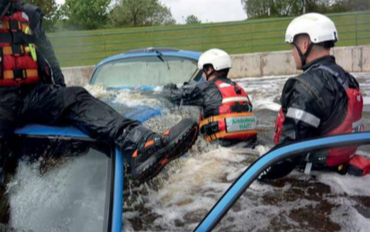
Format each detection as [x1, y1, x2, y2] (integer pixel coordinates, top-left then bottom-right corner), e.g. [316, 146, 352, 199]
[0, 8, 40, 86]
[274, 65, 363, 167]
[200, 80, 258, 142]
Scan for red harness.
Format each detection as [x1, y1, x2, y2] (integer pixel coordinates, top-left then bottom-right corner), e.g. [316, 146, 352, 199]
[1, 10, 40, 86]
[200, 80, 258, 142]
[274, 66, 363, 166]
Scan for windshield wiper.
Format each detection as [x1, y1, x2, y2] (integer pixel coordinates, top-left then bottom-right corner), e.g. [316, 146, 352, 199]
[154, 50, 170, 70]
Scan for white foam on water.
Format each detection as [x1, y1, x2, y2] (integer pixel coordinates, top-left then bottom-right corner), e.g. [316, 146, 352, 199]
[84, 84, 114, 99]
[318, 174, 370, 196]
[94, 73, 370, 231]
[8, 154, 107, 232]
[363, 97, 370, 105]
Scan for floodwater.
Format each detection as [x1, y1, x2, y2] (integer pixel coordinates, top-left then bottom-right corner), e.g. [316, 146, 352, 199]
[116, 73, 370, 232]
[4, 73, 370, 232]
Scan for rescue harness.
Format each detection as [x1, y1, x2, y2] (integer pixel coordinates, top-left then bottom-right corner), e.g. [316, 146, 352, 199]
[200, 80, 258, 142]
[0, 8, 40, 86]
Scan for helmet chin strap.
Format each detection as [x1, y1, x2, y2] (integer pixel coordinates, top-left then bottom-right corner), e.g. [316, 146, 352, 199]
[203, 68, 216, 81]
[292, 42, 315, 67]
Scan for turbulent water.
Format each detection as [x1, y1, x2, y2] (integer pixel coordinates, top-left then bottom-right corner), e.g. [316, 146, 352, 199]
[7, 73, 370, 232]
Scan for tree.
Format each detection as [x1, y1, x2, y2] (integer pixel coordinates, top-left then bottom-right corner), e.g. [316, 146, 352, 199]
[241, 0, 353, 18]
[27, 0, 60, 32]
[343, 0, 370, 11]
[108, 0, 176, 27]
[185, 15, 201, 24]
[61, 0, 111, 30]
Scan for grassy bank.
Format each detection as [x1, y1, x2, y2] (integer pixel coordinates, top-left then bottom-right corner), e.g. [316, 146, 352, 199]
[48, 11, 370, 67]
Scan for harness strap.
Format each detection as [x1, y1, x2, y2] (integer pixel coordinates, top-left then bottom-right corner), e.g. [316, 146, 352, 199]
[204, 130, 258, 142]
[1, 45, 26, 56]
[3, 69, 38, 80]
[0, 32, 36, 44]
[316, 65, 348, 90]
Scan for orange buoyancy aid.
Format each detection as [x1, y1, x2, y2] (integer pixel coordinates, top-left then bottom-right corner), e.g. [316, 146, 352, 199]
[0, 9, 40, 86]
[200, 80, 258, 142]
[274, 65, 363, 167]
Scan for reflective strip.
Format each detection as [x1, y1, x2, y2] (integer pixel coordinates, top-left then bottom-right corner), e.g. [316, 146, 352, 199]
[22, 12, 29, 21]
[286, 108, 320, 128]
[219, 83, 231, 88]
[222, 97, 250, 104]
[3, 69, 38, 79]
[352, 119, 362, 129]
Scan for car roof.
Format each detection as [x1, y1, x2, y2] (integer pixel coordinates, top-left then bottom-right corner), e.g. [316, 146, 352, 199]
[94, 47, 202, 70]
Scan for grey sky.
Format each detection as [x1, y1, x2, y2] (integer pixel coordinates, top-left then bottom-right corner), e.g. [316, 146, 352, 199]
[160, 0, 247, 23]
[55, 0, 247, 23]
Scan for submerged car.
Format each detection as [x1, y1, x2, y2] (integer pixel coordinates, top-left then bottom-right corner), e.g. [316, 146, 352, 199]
[89, 47, 203, 89]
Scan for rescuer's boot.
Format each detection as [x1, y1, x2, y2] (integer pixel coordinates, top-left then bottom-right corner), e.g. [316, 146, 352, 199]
[120, 118, 199, 182]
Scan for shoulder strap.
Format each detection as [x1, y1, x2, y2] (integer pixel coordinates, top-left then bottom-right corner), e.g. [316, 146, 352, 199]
[315, 65, 349, 90]
[289, 76, 326, 110]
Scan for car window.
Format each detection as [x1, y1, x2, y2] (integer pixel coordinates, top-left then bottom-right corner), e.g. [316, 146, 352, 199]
[0, 136, 113, 232]
[197, 134, 370, 232]
[90, 56, 199, 87]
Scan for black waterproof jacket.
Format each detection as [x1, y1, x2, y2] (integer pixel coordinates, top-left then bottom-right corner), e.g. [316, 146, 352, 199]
[278, 56, 359, 145]
[261, 55, 360, 179]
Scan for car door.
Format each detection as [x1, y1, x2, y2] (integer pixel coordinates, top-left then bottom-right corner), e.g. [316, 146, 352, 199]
[194, 132, 370, 232]
[0, 128, 121, 232]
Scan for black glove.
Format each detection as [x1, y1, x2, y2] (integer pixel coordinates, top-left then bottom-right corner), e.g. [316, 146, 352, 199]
[163, 83, 177, 90]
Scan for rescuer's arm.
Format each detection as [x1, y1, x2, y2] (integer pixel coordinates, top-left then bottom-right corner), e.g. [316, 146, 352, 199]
[162, 81, 209, 107]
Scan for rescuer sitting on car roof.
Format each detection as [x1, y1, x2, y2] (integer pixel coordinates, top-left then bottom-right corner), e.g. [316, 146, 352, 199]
[260, 13, 369, 180]
[162, 48, 258, 147]
[0, 0, 199, 189]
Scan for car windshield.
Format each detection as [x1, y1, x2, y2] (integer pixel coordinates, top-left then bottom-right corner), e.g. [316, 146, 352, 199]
[90, 55, 199, 88]
[0, 135, 113, 232]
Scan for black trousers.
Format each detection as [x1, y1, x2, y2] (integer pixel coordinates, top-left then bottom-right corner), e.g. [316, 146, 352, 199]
[0, 83, 142, 224]
[0, 83, 140, 142]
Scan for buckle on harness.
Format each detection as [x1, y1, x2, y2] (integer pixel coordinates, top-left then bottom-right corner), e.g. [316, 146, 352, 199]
[11, 31, 24, 44]
[9, 20, 21, 31]
[13, 69, 27, 80]
[11, 45, 24, 56]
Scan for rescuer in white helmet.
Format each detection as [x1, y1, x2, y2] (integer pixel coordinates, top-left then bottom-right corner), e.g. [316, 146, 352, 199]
[163, 48, 258, 147]
[260, 13, 368, 180]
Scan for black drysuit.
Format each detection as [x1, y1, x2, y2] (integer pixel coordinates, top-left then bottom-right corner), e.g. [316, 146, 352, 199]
[260, 55, 360, 179]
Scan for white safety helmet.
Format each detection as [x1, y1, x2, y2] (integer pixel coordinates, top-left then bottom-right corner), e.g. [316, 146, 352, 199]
[198, 49, 232, 71]
[285, 13, 338, 45]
